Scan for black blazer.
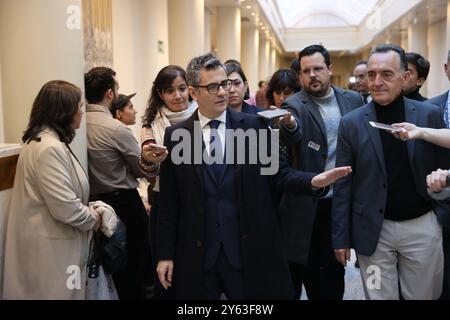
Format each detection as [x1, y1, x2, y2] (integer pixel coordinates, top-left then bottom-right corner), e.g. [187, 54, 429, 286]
[156, 108, 323, 299]
[332, 98, 450, 256]
[278, 86, 364, 264]
[241, 101, 264, 115]
[429, 91, 449, 120]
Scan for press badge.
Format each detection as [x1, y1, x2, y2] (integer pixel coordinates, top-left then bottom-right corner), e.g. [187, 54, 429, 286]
[308, 141, 321, 151]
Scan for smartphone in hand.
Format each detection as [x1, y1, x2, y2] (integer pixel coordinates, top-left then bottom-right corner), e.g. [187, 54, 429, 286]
[148, 143, 167, 153]
[142, 138, 167, 156]
[257, 108, 288, 120]
[369, 121, 404, 132]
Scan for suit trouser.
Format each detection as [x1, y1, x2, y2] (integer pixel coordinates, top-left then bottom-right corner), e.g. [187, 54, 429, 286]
[203, 244, 245, 300]
[289, 198, 345, 300]
[92, 188, 152, 300]
[358, 211, 443, 300]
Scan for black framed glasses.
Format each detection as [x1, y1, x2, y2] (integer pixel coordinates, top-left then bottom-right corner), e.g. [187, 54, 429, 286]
[194, 80, 232, 94]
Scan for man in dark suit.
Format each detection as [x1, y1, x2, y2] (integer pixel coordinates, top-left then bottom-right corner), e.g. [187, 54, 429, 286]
[403, 52, 430, 101]
[414, 49, 450, 300]
[332, 44, 450, 300]
[429, 50, 450, 127]
[279, 45, 364, 300]
[155, 53, 351, 300]
[353, 60, 372, 103]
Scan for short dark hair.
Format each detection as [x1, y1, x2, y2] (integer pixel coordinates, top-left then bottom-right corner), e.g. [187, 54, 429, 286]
[142, 65, 187, 127]
[290, 59, 300, 73]
[186, 53, 225, 87]
[369, 44, 407, 72]
[258, 81, 266, 89]
[406, 52, 430, 83]
[225, 62, 250, 100]
[298, 45, 331, 70]
[84, 67, 116, 104]
[266, 69, 301, 106]
[355, 60, 368, 67]
[224, 59, 241, 67]
[110, 93, 136, 118]
[22, 80, 82, 144]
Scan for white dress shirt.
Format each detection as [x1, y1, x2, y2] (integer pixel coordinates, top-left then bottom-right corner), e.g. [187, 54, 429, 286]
[197, 109, 227, 157]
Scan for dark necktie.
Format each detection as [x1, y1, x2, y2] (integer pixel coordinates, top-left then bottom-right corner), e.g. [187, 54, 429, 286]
[362, 93, 370, 104]
[208, 120, 224, 179]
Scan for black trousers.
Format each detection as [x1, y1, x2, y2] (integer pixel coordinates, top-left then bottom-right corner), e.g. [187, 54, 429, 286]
[91, 188, 152, 300]
[203, 244, 245, 300]
[288, 198, 345, 300]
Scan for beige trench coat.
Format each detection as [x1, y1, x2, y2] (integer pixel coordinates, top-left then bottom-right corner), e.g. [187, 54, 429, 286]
[2, 129, 97, 299]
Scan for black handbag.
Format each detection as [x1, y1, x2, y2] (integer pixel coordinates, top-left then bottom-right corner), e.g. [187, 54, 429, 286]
[88, 218, 127, 276]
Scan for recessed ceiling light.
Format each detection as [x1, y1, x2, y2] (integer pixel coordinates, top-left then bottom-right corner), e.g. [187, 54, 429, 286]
[246, 5, 251, 9]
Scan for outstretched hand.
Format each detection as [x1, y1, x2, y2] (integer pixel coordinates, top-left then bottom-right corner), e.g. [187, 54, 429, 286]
[391, 122, 422, 141]
[268, 105, 297, 129]
[311, 166, 352, 189]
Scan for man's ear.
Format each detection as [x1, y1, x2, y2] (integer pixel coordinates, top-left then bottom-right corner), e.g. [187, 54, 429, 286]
[328, 64, 333, 76]
[189, 86, 199, 101]
[105, 88, 113, 101]
[417, 77, 426, 87]
[403, 70, 411, 83]
[115, 110, 121, 119]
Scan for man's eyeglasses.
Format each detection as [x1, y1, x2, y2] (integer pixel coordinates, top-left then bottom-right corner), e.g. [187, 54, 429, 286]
[194, 80, 232, 94]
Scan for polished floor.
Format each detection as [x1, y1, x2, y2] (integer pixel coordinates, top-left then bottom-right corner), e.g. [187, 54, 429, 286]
[300, 250, 366, 300]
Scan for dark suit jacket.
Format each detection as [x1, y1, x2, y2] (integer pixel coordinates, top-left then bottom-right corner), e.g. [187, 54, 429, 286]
[278, 86, 364, 264]
[429, 91, 449, 119]
[156, 108, 324, 299]
[242, 102, 264, 115]
[332, 98, 450, 256]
